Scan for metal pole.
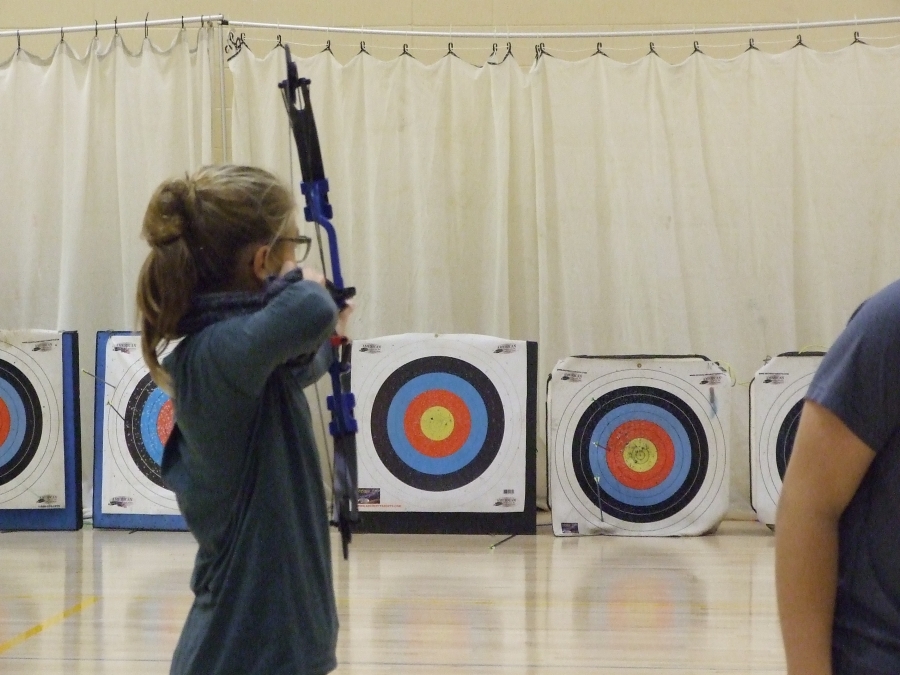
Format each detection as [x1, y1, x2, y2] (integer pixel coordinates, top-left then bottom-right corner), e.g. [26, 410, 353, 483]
[0, 15, 225, 39]
[216, 22, 228, 162]
[225, 15, 900, 40]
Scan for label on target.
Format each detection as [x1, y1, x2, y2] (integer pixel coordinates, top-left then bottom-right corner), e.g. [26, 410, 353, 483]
[353, 334, 528, 513]
[548, 356, 731, 536]
[750, 352, 824, 526]
[94, 332, 184, 528]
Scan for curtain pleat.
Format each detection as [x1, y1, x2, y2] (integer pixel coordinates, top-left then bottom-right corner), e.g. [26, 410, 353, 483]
[0, 30, 214, 493]
[531, 46, 900, 511]
[232, 45, 900, 512]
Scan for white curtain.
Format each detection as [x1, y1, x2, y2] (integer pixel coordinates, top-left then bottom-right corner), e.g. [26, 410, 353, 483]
[0, 30, 214, 496]
[231, 49, 537, 338]
[533, 45, 900, 512]
[232, 43, 900, 515]
[231, 49, 540, 496]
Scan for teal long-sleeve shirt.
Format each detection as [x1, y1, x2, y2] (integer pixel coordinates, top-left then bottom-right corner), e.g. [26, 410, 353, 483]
[161, 278, 339, 675]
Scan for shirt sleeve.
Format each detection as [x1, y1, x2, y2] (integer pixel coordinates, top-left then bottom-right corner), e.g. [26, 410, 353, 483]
[806, 287, 900, 453]
[197, 280, 338, 398]
[288, 340, 334, 390]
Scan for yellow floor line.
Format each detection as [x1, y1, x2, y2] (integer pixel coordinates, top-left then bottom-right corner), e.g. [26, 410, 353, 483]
[0, 596, 100, 656]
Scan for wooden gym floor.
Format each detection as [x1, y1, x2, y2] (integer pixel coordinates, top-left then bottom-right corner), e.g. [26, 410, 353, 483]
[0, 518, 784, 674]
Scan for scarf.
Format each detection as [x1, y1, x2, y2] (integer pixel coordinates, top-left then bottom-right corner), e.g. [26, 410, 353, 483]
[178, 268, 306, 335]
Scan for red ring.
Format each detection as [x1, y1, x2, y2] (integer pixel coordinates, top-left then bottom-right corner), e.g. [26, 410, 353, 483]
[403, 390, 471, 459]
[0, 398, 10, 447]
[606, 419, 675, 490]
[156, 399, 175, 446]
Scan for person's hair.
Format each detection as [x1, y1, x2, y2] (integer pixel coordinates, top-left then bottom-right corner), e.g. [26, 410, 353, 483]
[136, 164, 296, 393]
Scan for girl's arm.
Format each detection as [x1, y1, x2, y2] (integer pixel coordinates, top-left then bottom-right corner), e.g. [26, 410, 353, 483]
[200, 280, 338, 397]
[288, 339, 334, 389]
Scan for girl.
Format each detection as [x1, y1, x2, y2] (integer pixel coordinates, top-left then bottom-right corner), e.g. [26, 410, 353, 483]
[136, 164, 349, 675]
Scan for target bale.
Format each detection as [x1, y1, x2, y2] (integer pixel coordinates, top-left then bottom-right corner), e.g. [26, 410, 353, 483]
[353, 334, 537, 534]
[0, 330, 82, 531]
[750, 352, 824, 527]
[93, 332, 185, 530]
[548, 355, 731, 537]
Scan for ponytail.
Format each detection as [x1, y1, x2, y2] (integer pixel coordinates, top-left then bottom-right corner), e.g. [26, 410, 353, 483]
[136, 165, 296, 393]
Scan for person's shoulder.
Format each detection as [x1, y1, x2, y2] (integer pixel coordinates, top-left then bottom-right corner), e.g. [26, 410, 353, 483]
[849, 278, 900, 329]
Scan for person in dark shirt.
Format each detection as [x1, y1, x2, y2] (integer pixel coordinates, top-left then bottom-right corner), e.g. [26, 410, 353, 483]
[777, 280, 900, 675]
[136, 164, 351, 675]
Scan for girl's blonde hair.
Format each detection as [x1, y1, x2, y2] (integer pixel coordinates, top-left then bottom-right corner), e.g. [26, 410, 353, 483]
[136, 164, 296, 392]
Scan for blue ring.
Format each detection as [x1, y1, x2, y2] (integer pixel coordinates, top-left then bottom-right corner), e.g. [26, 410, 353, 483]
[139, 387, 171, 467]
[0, 379, 28, 469]
[385, 373, 487, 475]
[588, 402, 692, 506]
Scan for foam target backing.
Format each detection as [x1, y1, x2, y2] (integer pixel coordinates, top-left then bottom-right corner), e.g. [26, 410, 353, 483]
[93, 332, 185, 530]
[750, 352, 824, 526]
[548, 355, 731, 537]
[0, 330, 82, 530]
[352, 334, 536, 534]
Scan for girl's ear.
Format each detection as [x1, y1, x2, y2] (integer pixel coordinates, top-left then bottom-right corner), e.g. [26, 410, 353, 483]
[251, 244, 272, 282]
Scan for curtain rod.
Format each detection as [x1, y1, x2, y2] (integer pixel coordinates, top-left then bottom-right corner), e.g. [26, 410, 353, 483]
[0, 15, 225, 39]
[227, 15, 900, 39]
[3, 14, 897, 41]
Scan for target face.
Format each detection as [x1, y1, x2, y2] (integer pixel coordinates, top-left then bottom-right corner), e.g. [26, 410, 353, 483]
[572, 386, 708, 523]
[355, 334, 527, 512]
[100, 336, 180, 515]
[371, 357, 504, 492]
[0, 335, 64, 509]
[751, 354, 823, 525]
[123, 374, 175, 488]
[550, 358, 729, 536]
[0, 360, 43, 486]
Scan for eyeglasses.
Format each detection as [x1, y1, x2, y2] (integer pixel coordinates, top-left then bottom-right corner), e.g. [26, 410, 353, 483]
[274, 235, 312, 262]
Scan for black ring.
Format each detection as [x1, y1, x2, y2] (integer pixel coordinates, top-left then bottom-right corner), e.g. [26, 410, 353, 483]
[571, 385, 708, 523]
[370, 356, 504, 492]
[123, 373, 165, 488]
[0, 359, 43, 486]
[775, 398, 803, 479]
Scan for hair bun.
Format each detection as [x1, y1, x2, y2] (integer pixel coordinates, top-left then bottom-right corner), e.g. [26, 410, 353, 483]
[144, 177, 198, 247]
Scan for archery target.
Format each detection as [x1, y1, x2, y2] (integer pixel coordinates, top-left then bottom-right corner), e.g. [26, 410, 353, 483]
[549, 356, 730, 536]
[354, 334, 528, 513]
[751, 353, 824, 526]
[0, 331, 65, 510]
[98, 335, 179, 517]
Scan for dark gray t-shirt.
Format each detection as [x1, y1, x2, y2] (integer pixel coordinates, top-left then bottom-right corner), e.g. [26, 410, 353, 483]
[161, 279, 339, 675]
[805, 279, 900, 675]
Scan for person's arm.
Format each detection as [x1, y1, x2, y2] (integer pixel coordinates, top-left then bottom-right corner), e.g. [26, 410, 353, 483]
[286, 299, 355, 389]
[200, 279, 338, 398]
[776, 400, 876, 675]
[289, 339, 333, 389]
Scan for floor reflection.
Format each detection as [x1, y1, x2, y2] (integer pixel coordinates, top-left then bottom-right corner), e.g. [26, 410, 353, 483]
[0, 523, 784, 674]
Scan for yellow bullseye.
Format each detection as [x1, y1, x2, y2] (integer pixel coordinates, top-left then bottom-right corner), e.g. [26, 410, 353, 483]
[420, 406, 455, 442]
[623, 438, 658, 472]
